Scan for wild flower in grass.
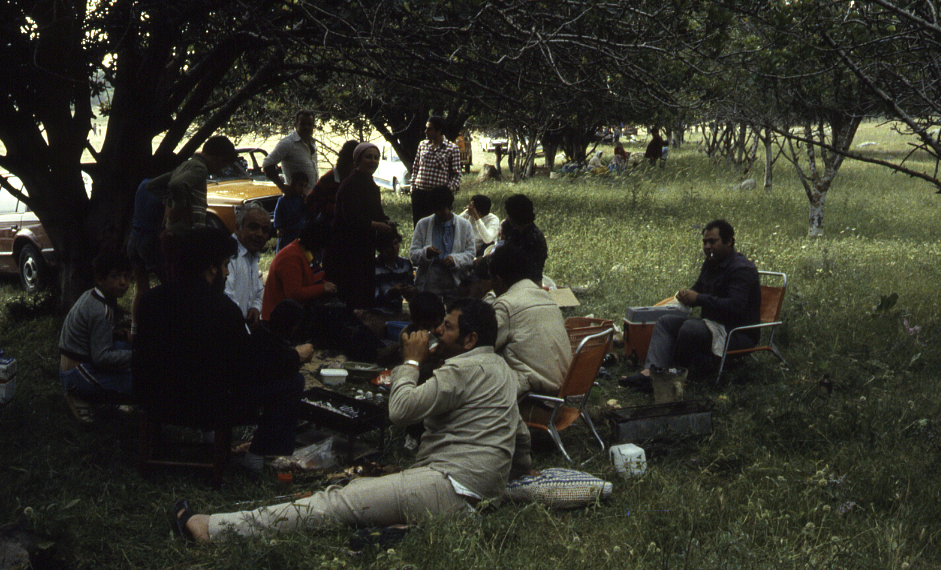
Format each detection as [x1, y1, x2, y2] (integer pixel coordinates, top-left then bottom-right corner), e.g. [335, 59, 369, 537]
[902, 318, 921, 335]
[835, 501, 856, 516]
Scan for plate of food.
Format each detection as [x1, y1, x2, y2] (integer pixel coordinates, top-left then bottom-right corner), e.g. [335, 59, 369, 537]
[342, 361, 383, 380]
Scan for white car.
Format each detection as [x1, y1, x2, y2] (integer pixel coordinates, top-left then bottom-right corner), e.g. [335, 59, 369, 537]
[373, 146, 411, 195]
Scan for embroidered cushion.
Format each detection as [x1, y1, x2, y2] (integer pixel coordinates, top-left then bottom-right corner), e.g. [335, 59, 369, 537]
[503, 468, 613, 509]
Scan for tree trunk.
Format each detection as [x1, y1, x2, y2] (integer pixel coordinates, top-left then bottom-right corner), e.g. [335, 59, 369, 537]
[807, 182, 827, 237]
[763, 130, 774, 190]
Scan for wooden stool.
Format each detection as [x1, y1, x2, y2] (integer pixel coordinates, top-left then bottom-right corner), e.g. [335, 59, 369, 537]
[137, 410, 232, 487]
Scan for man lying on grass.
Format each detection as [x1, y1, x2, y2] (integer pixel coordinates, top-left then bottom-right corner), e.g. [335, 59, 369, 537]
[621, 218, 761, 389]
[175, 299, 531, 543]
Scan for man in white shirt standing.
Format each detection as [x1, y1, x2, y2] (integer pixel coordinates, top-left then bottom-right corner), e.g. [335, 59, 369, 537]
[458, 194, 500, 258]
[263, 110, 319, 195]
[224, 203, 271, 328]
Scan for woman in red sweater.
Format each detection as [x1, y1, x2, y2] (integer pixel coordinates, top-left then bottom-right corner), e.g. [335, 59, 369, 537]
[261, 220, 337, 320]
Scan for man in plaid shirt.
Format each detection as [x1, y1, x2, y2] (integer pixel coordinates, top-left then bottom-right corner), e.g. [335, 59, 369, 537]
[410, 116, 462, 226]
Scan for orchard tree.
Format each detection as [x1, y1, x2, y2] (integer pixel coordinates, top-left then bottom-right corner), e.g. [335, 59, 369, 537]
[0, 0, 329, 308]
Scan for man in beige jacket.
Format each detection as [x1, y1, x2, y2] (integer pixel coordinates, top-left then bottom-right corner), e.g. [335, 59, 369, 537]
[489, 245, 572, 397]
[174, 299, 527, 543]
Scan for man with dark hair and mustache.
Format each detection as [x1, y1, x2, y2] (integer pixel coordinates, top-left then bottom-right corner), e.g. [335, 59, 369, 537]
[133, 227, 313, 473]
[620, 219, 761, 389]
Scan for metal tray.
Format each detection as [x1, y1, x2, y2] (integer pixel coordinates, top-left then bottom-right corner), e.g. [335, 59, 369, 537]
[300, 387, 388, 435]
[606, 400, 713, 443]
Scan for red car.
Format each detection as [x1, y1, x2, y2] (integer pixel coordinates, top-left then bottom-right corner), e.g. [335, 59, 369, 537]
[0, 176, 53, 292]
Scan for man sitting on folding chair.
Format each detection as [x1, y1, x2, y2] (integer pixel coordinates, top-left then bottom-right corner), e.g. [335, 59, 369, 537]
[488, 245, 572, 398]
[621, 219, 761, 389]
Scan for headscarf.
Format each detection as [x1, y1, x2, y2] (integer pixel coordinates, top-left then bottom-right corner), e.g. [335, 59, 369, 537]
[352, 142, 379, 165]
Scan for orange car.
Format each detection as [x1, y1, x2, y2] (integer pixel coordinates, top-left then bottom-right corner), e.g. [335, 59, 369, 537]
[0, 148, 282, 292]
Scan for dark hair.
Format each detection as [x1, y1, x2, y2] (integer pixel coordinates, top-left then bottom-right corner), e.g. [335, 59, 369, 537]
[298, 217, 330, 251]
[447, 298, 498, 347]
[93, 246, 132, 280]
[487, 245, 531, 288]
[290, 172, 310, 186]
[336, 140, 359, 180]
[505, 194, 535, 226]
[269, 299, 305, 340]
[430, 186, 454, 211]
[471, 194, 492, 216]
[474, 255, 491, 281]
[177, 226, 238, 281]
[704, 219, 735, 246]
[409, 291, 446, 329]
[376, 226, 403, 251]
[427, 116, 446, 133]
[203, 135, 236, 159]
[294, 109, 315, 123]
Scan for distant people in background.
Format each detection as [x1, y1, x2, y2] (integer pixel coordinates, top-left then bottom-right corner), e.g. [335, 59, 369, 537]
[59, 247, 134, 423]
[614, 142, 628, 162]
[611, 142, 629, 172]
[588, 151, 604, 169]
[459, 194, 500, 257]
[127, 178, 166, 336]
[323, 142, 393, 310]
[501, 194, 547, 286]
[410, 186, 475, 304]
[262, 218, 336, 321]
[273, 172, 308, 251]
[225, 203, 272, 328]
[410, 116, 462, 226]
[375, 228, 414, 313]
[263, 109, 319, 195]
[307, 140, 357, 222]
[645, 128, 665, 166]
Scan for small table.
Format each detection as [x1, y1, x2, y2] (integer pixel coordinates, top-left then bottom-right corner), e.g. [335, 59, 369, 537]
[299, 387, 389, 463]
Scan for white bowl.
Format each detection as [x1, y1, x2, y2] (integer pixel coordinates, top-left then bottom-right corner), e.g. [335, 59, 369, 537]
[320, 368, 348, 386]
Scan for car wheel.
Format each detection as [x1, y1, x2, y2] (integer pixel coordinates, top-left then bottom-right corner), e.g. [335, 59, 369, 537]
[19, 243, 48, 293]
[392, 178, 400, 195]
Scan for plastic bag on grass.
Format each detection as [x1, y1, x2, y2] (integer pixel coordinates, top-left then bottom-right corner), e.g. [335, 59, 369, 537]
[271, 436, 337, 471]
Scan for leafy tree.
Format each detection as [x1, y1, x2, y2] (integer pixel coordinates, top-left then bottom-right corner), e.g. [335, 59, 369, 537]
[0, 0, 324, 308]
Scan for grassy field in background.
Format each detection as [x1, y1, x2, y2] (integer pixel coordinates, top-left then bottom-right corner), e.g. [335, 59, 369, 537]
[1, 121, 939, 569]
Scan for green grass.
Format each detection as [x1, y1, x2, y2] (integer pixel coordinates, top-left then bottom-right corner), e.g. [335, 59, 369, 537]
[2, 121, 940, 569]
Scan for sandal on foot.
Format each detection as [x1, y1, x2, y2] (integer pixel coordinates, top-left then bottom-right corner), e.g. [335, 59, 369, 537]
[173, 499, 196, 542]
[65, 393, 94, 424]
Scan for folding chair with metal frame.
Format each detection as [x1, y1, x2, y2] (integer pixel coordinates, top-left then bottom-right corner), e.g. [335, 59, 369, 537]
[715, 270, 788, 382]
[519, 328, 613, 463]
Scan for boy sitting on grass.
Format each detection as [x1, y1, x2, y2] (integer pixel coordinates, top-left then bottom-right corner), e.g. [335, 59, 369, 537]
[273, 172, 309, 252]
[58, 247, 134, 423]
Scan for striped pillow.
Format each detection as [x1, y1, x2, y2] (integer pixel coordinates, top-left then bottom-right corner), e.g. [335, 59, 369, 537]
[503, 468, 613, 509]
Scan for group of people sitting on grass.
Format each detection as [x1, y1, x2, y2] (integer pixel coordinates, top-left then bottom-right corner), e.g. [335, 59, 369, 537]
[58, 129, 761, 544]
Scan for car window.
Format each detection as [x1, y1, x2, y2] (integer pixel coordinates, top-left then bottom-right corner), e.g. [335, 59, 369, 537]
[0, 188, 19, 214]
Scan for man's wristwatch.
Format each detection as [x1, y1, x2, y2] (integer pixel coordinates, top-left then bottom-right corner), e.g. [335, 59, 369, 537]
[404, 360, 421, 368]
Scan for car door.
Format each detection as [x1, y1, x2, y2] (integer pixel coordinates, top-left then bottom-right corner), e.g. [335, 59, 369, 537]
[0, 184, 24, 273]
